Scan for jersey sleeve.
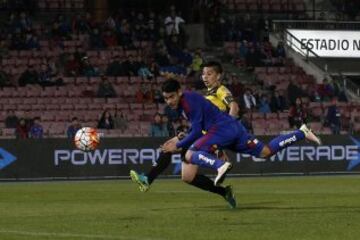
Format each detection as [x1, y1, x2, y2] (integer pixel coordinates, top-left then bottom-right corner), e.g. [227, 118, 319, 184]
[217, 86, 234, 107]
[176, 97, 203, 149]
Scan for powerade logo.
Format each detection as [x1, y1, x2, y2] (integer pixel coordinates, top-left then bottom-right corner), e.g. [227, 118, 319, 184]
[0, 148, 17, 170]
[237, 136, 360, 171]
[54, 149, 182, 170]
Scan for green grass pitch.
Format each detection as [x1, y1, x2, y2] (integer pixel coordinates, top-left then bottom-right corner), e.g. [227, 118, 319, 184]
[0, 176, 360, 240]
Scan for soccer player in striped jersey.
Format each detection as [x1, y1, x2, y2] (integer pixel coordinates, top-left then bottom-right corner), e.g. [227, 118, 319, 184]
[130, 61, 239, 208]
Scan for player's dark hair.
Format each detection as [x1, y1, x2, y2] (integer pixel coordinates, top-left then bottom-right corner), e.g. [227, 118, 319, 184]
[161, 79, 181, 93]
[202, 61, 223, 74]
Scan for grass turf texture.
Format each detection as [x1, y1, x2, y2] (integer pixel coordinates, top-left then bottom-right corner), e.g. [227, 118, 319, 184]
[0, 176, 359, 240]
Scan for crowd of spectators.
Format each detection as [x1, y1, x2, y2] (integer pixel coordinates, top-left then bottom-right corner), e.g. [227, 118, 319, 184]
[0, 5, 201, 88]
[5, 110, 44, 139]
[0, 3, 358, 138]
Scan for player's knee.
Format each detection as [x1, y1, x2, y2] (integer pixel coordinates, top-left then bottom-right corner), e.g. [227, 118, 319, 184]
[184, 150, 193, 163]
[260, 146, 272, 158]
[181, 172, 195, 183]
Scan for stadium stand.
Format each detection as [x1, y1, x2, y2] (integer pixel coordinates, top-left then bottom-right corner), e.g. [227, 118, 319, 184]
[0, 1, 359, 138]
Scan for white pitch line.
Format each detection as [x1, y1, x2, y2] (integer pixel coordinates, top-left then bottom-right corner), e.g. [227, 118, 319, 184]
[0, 230, 165, 240]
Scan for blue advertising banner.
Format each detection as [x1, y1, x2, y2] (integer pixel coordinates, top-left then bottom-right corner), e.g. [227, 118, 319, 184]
[0, 135, 359, 180]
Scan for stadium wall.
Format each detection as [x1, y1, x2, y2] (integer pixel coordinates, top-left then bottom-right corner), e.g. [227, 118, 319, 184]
[0, 136, 359, 180]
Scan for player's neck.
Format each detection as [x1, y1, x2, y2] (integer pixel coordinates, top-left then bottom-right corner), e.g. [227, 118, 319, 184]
[208, 82, 221, 91]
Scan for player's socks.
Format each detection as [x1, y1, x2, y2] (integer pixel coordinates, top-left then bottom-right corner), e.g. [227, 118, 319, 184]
[190, 151, 225, 170]
[147, 152, 172, 184]
[189, 174, 226, 196]
[268, 130, 305, 154]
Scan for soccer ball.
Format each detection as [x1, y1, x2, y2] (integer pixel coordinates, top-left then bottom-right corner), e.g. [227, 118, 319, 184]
[74, 127, 100, 152]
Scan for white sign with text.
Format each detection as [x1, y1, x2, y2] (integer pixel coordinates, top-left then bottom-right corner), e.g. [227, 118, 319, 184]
[286, 29, 360, 58]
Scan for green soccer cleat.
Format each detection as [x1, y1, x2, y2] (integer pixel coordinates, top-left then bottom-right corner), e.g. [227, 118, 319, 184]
[130, 170, 150, 192]
[223, 185, 237, 209]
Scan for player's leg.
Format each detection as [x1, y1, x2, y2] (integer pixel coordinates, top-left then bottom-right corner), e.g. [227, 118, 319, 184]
[184, 149, 232, 186]
[130, 151, 172, 192]
[181, 162, 236, 209]
[260, 123, 321, 158]
[233, 123, 321, 159]
[183, 124, 241, 186]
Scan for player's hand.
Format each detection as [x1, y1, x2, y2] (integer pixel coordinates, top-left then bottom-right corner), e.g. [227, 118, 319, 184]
[160, 138, 179, 153]
[162, 136, 178, 147]
[177, 132, 186, 140]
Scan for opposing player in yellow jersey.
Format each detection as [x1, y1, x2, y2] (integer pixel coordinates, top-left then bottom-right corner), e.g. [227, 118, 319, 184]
[203, 62, 239, 117]
[130, 61, 240, 208]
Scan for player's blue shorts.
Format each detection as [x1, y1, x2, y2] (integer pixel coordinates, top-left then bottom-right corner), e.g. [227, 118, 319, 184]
[189, 120, 265, 157]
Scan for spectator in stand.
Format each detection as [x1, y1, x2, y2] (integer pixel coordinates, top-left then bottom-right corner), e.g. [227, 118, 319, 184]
[106, 55, 124, 76]
[104, 14, 116, 31]
[0, 70, 12, 87]
[146, 19, 160, 41]
[119, 19, 134, 49]
[287, 80, 305, 105]
[67, 117, 81, 139]
[149, 112, 169, 137]
[135, 84, 146, 103]
[65, 54, 81, 76]
[137, 58, 154, 80]
[80, 56, 98, 77]
[38, 63, 55, 87]
[89, 27, 105, 49]
[19, 11, 32, 31]
[162, 114, 175, 137]
[270, 90, 287, 112]
[164, 8, 185, 36]
[152, 84, 164, 103]
[54, 14, 72, 39]
[155, 46, 171, 67]
[29, 117, 43, 139]
[0, 40, 9, 58]
[18, 64, 39, 86]
[275, 41, 286, 59]
[258, 94, 271, 114]
[189, 51, 203, 76]
[149, 60, 160, 77]
[317, 78, 334, 101]
[97, 109, 114, 129]
[122, 55, 140, 76]
[245, 47, 258, 71]
[102, 30, 118, 48]
[15, 118, 29, 139]
[325, 97, 341, 134]
[24, 32, 40, 50]
[239, 40, 249, 60]
[72, 13, 91, 34]
[288, 97, 308, 129]
[113, 109, 128, 132]
[242, 89, 257, 111]
[5, 110, 18, 128]
[133, 23, 148, 41]
[10, 30, 25, 50]
[97, 76, 117, 98]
